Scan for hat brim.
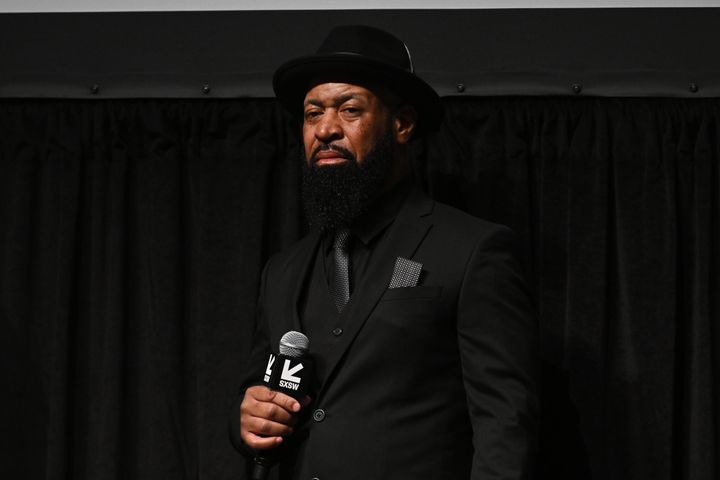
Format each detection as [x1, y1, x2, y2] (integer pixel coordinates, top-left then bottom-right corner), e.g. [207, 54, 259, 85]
[273, 53, 443, 134]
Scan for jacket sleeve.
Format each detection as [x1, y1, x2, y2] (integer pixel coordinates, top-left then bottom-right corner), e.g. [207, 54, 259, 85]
[229, 256, 274, 456]
[457, 225, 539, 480]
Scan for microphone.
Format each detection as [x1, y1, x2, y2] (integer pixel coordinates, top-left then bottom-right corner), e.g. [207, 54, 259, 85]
[252, 331, 313, 480]
[262, 331, 313, 399]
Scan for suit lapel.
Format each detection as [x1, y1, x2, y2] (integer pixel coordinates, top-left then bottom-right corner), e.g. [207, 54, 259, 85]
[275, 232, 320, 340]
[318, 189, 435, 396]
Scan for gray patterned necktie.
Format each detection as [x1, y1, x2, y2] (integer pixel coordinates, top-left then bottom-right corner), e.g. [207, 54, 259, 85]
[330, 228, 351, 312]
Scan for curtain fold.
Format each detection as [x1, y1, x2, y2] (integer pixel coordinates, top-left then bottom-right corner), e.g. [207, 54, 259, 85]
[1, 97, 718, 480]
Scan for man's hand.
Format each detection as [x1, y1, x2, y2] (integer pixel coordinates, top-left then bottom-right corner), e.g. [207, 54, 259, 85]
[240, 385, 306, 450]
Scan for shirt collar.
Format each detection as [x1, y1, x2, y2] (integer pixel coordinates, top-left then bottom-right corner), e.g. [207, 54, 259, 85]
[350, 179, 412, 246]
[322, 178, 413, 252]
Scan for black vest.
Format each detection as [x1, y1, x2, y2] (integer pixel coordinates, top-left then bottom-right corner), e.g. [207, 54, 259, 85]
[300, 247, 347, 392]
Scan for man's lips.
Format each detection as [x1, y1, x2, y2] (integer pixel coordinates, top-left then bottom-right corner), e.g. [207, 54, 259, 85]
[313, 149, 351, 166]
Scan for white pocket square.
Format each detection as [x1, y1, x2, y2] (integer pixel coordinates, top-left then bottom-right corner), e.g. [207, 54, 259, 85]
[388, 257, 423, 289]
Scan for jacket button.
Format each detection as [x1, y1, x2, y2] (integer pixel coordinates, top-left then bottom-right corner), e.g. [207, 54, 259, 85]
[332, 327, 343, 336]
[312, 409, 326, 422]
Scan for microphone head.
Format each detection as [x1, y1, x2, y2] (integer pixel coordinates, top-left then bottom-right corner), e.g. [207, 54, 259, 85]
[279, 331, 309, 358]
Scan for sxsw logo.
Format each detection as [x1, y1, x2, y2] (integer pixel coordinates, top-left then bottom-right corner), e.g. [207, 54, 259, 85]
[264, 354, 275, 383]
[264, 353, 305, 391]
[278, 359, 303, 390]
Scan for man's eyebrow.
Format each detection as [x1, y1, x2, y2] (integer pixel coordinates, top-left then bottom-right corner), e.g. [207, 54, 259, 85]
[304, 98, 324, 108]
[304, 93, 364, 108]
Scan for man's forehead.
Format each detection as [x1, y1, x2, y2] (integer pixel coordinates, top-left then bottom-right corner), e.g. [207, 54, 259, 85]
[303, 81, 398, 108]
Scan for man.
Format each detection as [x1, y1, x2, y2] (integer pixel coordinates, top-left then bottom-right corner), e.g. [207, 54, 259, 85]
[232, 26, 538, 480]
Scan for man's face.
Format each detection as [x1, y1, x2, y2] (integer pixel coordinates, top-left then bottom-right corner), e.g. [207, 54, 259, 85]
[299, 81, 417, 232]
[302, 82, 392, 168]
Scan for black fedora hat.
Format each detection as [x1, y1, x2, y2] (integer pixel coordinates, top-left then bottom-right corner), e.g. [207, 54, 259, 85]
[273, 25, 442, 133]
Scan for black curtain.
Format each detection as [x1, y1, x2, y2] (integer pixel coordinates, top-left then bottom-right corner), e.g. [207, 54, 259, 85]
[1, 97, 718, 480]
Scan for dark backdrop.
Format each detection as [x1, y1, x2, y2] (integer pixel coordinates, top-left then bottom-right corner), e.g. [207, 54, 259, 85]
[1, 6, 720, 480]
[1, 96, 718, 480]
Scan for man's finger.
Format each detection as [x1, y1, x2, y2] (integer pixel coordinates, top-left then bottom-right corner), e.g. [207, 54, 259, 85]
[243, 415, 295, 437]
[242, 432, 283, 451]
[258, 401, 297, 425]
[247, 386, 301, 413]
[268, 391, 302, 413]
[241, 391, 293, 424]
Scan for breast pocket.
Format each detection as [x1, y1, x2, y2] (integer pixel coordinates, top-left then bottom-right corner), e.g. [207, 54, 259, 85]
[376, 286, 444, 328]
[380, 285, 443, 301]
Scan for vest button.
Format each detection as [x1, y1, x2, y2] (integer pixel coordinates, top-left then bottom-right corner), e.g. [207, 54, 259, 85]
[332, 327, 343, 336]
[313, 409, 326, 422]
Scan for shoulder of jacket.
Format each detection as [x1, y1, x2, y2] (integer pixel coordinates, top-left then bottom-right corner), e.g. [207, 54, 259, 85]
[264, 232, 319, 273]
[430, 200, 512, 240]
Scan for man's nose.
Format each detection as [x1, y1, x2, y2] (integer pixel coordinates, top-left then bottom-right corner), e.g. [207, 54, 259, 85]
[315, 111, 343, 142]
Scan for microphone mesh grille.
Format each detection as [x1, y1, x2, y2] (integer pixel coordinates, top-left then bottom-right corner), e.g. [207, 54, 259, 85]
[279, 331, 309, 358]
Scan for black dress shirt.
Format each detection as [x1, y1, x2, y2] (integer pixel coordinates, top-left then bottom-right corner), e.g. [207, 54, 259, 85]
[300, 180, 413, 388]
[320, 180, 413, 296]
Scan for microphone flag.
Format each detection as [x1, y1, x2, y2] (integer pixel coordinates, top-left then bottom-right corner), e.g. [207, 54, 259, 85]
[262, 352, 314, 400]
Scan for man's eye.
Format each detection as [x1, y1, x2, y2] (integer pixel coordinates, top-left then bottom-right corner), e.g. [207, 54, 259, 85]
[342, 107, 361, 115]
[305, 111, 321, 120]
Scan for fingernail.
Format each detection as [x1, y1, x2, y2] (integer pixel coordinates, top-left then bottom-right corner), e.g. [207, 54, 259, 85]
[292, 402, 300, 412]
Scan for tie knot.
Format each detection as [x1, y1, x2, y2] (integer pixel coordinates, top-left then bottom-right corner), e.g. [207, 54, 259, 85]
[333, 228, 351, 253]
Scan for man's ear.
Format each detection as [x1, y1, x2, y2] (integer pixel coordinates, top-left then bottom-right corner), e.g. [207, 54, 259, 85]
[393, 105, 418, 145]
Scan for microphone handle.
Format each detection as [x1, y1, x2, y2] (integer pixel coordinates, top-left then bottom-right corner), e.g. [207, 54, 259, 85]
[251, 454, 273, 480]
[252, 346, 313, 479]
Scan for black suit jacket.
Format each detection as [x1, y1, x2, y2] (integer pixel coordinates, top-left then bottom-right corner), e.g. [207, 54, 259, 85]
[234, 188, 538, 480]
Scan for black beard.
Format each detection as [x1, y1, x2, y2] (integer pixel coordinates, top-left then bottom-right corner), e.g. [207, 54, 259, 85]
[301, 132, 393, 233]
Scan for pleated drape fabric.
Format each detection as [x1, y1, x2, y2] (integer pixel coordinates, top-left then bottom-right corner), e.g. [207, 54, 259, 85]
[1, 97, 718, 480]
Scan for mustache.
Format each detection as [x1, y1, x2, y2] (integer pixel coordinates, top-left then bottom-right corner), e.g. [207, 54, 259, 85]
[309, 144, 357, 165]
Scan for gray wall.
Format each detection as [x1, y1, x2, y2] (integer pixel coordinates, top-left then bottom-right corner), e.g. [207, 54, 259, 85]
[1, 0, 719, 12]
[2, 8, 719, 98]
